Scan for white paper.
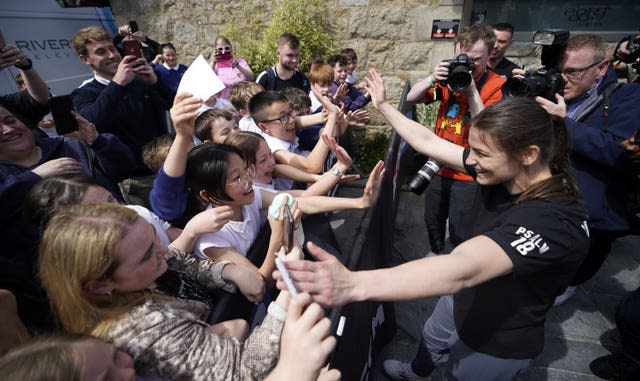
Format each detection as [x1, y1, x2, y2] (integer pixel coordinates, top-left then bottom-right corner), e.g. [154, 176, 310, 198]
[176, 55, 225, 105]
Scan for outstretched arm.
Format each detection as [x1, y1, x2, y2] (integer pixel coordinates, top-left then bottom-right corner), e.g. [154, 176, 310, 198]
[364, 68, 465, 171]
[275, 234, 513, 308]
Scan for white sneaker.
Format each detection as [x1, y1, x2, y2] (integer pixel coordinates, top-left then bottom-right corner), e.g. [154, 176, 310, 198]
[383, 359, 430, 381]
[553, 286, 576, 306]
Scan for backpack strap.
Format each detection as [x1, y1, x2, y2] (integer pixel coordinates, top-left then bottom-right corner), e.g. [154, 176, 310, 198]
[265, 66, 277, 91]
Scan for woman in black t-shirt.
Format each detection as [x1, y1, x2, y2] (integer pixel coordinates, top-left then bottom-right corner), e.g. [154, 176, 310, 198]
[275, 69, 590, 380]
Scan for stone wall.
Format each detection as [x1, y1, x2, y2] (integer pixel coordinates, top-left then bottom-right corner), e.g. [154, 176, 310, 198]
[109, 0, 477, 132]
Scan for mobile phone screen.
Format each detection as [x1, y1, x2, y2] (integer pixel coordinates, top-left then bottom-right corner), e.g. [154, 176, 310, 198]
[129, 20, 139, 33]
[122, 39, 143, 59]
[284, 204, 294, 250]
[48, 95, 79, 135]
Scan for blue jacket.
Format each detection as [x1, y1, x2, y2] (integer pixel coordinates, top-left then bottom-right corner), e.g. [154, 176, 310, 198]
[71, 78, 175, 173]
[566, 68, 640, 232]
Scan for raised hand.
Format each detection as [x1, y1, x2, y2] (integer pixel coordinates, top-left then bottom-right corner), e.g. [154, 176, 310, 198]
[63, 111, 98, 145]
[363, 68, 388, 109]
[170, 93, 202, 138]
[360, 160, 385, 208]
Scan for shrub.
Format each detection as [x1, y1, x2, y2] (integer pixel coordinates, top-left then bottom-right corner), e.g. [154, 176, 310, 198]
[221, 0, 336, 74]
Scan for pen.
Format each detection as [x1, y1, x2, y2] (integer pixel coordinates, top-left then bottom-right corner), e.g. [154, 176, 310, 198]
[275, 257, 298, 296]
[328, 316, 346, 369]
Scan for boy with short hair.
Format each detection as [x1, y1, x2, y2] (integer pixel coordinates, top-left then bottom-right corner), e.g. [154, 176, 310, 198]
[194, 109, 240, 144]
[230, 81, 265, 134]
[327, 54, 369, 111]
[340, 48, 359, 85]
[249, 90, 338, 190]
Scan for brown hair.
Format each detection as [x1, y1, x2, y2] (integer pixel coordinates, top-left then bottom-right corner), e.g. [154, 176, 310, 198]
[471, 97, 580, 203]
[340, 48, 357, 62]
[278, 32, 300, 49]
[566, 34, 607, 62]
[454, 23, 495, 54]
[194, 109, 234, 142]
[309, 62, 334, 85]
[142, 134, 174, 173]
[229, 81, 264, 111]
[72, 26, 112, 56]
[282, 87, 312, 112]
[224, 131, 266, 167]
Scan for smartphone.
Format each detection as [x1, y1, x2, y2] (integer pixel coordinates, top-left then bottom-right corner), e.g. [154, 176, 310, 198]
[275, 257, 298, 296]
[284, 203, 294, 250]
[216, 51, 233, 68]
[128, 20, 139, 34]
[48, 95, 79, 135]
[0, 29, 6, 50]
[122, 39, 143, 59]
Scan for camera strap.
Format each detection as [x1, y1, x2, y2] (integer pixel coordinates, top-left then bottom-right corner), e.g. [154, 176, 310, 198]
[573, 82, 621, 122]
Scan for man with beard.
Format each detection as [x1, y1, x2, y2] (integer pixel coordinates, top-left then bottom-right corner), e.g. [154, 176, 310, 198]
[256, 33, 310, 93]
[71, 27, 175, 175]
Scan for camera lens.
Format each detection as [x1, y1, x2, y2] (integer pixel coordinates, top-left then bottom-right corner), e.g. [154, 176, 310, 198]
[408, 160, 441, 195]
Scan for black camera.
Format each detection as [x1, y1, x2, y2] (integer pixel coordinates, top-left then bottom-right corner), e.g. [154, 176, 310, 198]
[621, 35, 640, 64]
[502, 67, 564, 101]
[408, 159, 441, 195]
[443, 53, 475, 92]
[503, 29, 569, 101]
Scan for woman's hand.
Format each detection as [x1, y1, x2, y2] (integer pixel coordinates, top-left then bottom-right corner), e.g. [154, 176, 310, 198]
[363, 68, 388, 109]
[274, 242, 356, 308]
[170, 93, 202, 138]
[359, 160, 385, 208]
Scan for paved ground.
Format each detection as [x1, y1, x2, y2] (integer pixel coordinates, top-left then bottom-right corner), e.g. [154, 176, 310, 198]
[332, 183, 640, 381]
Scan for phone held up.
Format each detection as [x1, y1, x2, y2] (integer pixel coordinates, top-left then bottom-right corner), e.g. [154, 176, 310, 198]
[122, 39, 143, 60]
[216, 51, 233, 68]
[283, 203, 294, 250]
[128, 20, 139, 34]
[48, 95, 79, 135]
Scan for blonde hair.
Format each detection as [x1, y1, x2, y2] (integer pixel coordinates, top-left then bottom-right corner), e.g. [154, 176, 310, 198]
[0, 334, 88, 381]
[224, 131, 265, 167]
[229, 81, 264, 111]
[38, 203, 147, 335]
[72, 26, 112, 56]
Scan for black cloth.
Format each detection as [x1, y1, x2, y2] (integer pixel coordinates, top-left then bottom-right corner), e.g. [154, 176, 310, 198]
[452, 149, 590, 359]
[0, 90, 49, 139]
[490, 57, 519, 77]
[257, 67, 310, 93]
[71, 78, 174, 174]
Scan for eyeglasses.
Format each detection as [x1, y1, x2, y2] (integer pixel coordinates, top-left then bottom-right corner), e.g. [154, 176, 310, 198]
[216, 46, 232, 52]
[226, 166, 255, 190]
[562, 60, 602, 79]
[261, 111, 294, 125]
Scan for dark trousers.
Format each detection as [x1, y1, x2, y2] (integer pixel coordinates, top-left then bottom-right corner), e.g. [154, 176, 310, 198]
[423, 175, 476, 254]
[570, 229, 625, 286]
[617, 286, 640, 366]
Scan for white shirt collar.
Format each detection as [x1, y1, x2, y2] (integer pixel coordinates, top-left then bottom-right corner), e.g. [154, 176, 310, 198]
[163, 62, 179, 70]
[93, 74, 111, 86]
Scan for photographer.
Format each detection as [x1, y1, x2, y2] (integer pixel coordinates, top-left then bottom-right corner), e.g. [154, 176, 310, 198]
[276, 69, 589, 381]
[536, 34, 640, 305]
[406, 23, 505, 256]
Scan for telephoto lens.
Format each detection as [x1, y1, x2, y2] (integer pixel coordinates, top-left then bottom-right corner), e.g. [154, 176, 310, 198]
[408, 159, 441, 195]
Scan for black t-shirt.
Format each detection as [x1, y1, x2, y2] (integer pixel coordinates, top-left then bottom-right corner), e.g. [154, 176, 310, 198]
[490, 57, 519, 77]
[453, 149, 590, 358]
[257, 67, 310, 93]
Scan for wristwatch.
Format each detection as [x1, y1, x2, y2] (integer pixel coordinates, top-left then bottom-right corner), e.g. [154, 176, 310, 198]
[14, 58, 33, 71]
[332, 166, 344, 176]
